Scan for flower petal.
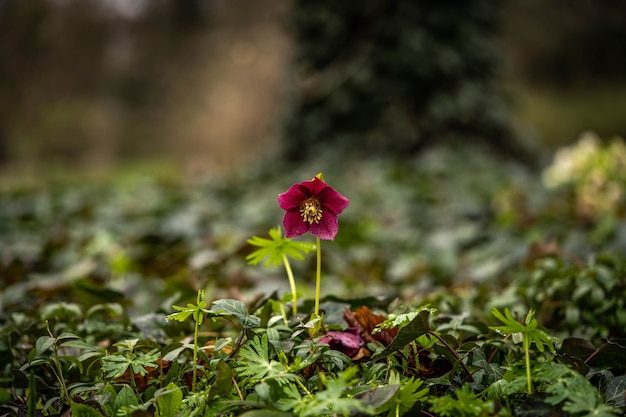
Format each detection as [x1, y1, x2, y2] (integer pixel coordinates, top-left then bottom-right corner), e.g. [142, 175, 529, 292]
[318, 186, 350, 215]
[318, 328, 364, 357]
[282, 209, 309, 238]
[309, 212, 339, 240]
[309, 176, 328, 195]
[278, 176, 349, 240]
[278, 184, 306, 210]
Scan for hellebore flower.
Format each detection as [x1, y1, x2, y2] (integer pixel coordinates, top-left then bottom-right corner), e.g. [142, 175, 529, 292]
[318, 328, 364, 357]
[278, 176, 350, 240]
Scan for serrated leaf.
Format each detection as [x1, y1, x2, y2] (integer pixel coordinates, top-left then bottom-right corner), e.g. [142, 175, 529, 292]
[290, 367, 373, 417]
[246, 226, 315, 266]
[165, 309, 193, 322]
[376, 377, 427, 417]
[490, 308, 557, 352]
[210, 299, 260, 329]
[166, 297, 212, 324]
[236, 334, 286, 381]
[102, 355, 131, 379]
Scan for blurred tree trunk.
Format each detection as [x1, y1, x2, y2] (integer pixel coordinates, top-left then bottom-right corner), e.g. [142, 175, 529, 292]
[282, 0, 529, 163]
[172, 0, 202, 27]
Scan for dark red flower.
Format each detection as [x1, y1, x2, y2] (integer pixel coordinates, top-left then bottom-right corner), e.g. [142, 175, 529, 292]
[318, 328, 364, 357]
[278, 176, 349, 240]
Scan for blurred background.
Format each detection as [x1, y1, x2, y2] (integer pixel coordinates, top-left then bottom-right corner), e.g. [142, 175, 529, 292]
[1, 0, 625, 178]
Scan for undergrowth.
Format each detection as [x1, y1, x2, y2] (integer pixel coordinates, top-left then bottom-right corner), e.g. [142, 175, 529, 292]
[1, 140, 625, 416]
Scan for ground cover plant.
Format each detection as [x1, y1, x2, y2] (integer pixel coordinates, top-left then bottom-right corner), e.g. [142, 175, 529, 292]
[1, 138, 625, 416]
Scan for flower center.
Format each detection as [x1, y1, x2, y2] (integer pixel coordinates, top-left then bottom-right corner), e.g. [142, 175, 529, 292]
[300, 198, 323, 224]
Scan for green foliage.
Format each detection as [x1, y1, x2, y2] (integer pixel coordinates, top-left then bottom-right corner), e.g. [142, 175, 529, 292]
[490, 307, 557, 394]
[1, 143, 626, 416]
[236, 334, 291, 383]
[374, 306, 436, 331]
[486, 363, 622, 417]
[374, 374, 428, 417]
[490, 308, 556, 354]
[155, 383, 184, 417]
[429, 385, 498, 417]
[521, 255, 626, 340]
[209, 298, 261, 329]
[247, 226, 316, 317]
[371, 308, 432, 361]
[247, 226, 316, 267]
[70, 401, 103, 417]
[288, 367, 374, 417]
[101, 343, 160, 379]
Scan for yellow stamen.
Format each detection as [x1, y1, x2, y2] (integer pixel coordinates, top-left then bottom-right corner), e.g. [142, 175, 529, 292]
[300, 198, 323, 224]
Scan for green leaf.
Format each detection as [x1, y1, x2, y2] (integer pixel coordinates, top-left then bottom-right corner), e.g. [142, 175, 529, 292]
[604, 375, 626, 407]
[155, 383, 183, 417]
[471, 349, 504, 386]
[208, 359, 234, 400]
[113, 339, 139, 353]
[290, 367, 373, 417]
[70, 401, 103, 417]
[59, 355, 83, 373]
[490, 308, 557, 352]
[35, 336, 55, 356]
[57, 332, 81, 341]
[430, 384, 495, 417]
[210, 299, 261, 329]
[114, 385, 139, 413]
[246, 226, 315, 266]
[374, 306, 435, 331]
[358, 384, 400, 410]
[102, 354, 131, 379]
[372, 309, 432, 361]
[129, 348, 160, 376]
[236, 334, 287, 381]
[102, 383, 117, 416]
[238, 411, 292, 417]
[60, 339, 102, 352]
[370, 377, 428, 417]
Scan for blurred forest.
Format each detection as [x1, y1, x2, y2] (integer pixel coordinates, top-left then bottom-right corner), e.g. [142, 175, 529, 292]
[1, 0, 626, 178]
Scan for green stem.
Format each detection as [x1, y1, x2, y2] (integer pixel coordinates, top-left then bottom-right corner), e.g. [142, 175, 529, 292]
[46, 322, 71, 407]
[28, 371, 36, 417]
[278, 302, 289, 326]
[282, 254, 298, 316]
[296, 377, 313, 399]
[314, 237, 322, 318]
[192, 313, 200, 392]
[129, 367, 136, 392]
[524, 334, 532, 394]
[428, 331, 474, 383]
